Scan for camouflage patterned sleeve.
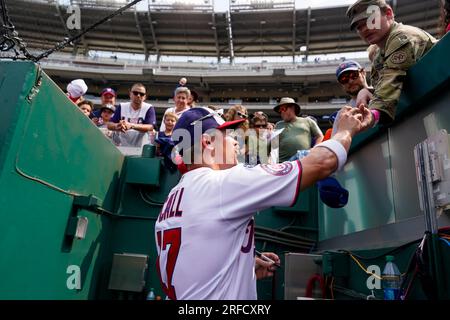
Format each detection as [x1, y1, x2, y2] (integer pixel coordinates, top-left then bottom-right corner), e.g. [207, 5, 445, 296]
[369, 42, 416, 123]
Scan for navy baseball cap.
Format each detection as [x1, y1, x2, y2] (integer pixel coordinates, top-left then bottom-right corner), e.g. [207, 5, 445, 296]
[317, 177, 349, 208]
[172, 107, 245, 151]
[336, 60, 362, 80]
[100, 103, 116, 113]
[101, 88, 116, 97]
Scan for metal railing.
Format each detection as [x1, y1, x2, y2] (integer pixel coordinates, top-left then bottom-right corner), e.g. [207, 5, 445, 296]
[38, 52, 370, 73]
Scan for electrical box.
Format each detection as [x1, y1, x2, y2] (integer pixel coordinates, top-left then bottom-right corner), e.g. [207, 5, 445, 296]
[284, 252, 322, 300]
[108, 253, 149, 292]
[415, 130, 450, 210]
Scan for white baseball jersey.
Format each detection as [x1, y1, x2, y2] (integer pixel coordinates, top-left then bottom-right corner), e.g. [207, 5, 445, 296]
[154, 161, 302, 300]
[111, 102, 156, 147]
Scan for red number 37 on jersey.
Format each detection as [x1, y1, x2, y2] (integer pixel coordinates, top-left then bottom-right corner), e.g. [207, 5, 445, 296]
[156, 228, 181, 300]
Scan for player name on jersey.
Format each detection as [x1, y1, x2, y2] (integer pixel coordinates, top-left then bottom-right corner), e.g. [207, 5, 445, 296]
[158, 187, 184, 222]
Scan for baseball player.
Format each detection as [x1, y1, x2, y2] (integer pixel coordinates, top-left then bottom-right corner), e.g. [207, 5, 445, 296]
[154, 106, 364, 300]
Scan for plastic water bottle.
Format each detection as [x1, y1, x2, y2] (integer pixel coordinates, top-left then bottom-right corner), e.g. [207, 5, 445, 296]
[382, 255, 402, 300]
[146, 288, 156, 300]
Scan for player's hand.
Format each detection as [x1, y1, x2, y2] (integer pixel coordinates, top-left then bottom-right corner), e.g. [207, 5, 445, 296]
[355, 88, 373, 109]
[255, 252, 280, 280]
[358, 105, 374, 132]
[332, 106, 363, 137]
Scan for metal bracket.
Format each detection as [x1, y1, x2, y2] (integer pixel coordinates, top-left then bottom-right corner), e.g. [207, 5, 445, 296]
[65, 194, 102, 241]
[414, 129, 450, 233]
[66, 216, 89, 240]
[26, 66, 42, 103]
[73, 194, 101, 209]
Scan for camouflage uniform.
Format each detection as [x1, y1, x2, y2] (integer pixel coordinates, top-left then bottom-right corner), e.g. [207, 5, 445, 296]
[347, 0, 437, 123]
[369, 22, 436, 122]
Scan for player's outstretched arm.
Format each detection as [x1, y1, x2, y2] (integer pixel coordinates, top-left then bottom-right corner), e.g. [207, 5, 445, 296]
[299, 106, 363, 191]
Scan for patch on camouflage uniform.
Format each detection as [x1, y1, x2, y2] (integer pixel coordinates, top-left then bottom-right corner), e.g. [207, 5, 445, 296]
[389, 51, 407, 64]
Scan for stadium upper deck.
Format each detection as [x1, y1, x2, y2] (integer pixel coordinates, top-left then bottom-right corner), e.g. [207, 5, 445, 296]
[5, 0, 440, 60]
[2, 0, 442, 128]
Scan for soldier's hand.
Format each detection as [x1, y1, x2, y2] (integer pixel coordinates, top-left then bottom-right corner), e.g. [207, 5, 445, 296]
[358, 105, 374, 132]
[356, 88, 373, 109]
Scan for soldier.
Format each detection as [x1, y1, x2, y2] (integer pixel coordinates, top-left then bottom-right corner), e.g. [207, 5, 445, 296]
[347, 0, 437, 129]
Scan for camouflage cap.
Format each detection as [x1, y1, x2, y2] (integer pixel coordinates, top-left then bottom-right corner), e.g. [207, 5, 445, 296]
[346, 0, 389, 30]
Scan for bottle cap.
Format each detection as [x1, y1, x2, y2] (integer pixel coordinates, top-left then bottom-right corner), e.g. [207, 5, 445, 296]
[385, 255, 394, 262]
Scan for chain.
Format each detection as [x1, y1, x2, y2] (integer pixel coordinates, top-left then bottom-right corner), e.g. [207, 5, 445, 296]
[34, 0, 144, 61]
[1, 0, 143, 61]
[0, 0, 37, 60]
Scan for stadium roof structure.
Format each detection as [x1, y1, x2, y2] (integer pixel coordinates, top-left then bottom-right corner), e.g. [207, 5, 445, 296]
[4, 0, 441, 61]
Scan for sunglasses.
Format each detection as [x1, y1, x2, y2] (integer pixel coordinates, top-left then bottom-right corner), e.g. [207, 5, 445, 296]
[338, 71, 360, 84]
[254, 124, 267, 128]
[132, 91, 146, 97]
[237, 111, 248, 119]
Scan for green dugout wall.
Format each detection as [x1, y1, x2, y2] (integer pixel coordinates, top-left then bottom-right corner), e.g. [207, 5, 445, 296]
[0, 61, 123, 299]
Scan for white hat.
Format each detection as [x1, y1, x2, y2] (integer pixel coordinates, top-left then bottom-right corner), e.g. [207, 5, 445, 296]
[67, 79, 88, 98]
[274, 97, 301, 116]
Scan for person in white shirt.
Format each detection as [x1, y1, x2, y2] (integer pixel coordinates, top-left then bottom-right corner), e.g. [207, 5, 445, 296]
[160, 87, 191, 133]
[107, 83, 156, 147]
[155, 106, 366, 300]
